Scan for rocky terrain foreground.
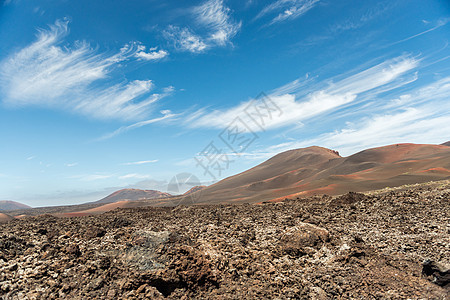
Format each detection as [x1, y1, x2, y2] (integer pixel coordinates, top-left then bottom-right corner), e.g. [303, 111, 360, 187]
[1, 181, 449, 299]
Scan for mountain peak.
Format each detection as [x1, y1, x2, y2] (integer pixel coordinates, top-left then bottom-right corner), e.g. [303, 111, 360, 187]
[94, 189, 172, 204]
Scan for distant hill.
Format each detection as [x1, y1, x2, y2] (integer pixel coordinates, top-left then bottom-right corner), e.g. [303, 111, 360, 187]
[0, 200, 31, 211]
[0, 212, 14, 223]
[441, 141, 450, 147]
[94, 189, 172, 204]
[52, 142, 450, 216]
[182, 143, 450, 204]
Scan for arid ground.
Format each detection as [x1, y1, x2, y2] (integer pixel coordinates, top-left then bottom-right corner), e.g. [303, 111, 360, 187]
[1, 180, 449, 299]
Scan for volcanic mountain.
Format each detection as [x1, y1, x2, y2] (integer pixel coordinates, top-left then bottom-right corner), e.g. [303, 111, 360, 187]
[18, 142, 450, 218]
[183, 185, 206, 195]
[0, 200, 31, 211]
[94, 189, 172, 204]
[0, 212, 14, 223]
[183, 142, 450, 204]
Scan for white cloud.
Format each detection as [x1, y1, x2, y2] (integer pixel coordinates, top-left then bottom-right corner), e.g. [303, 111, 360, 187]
[75, 80, 162, 120]
[164, 0, 241, 53]
[264, 76, 450, 156]
[26, 156, 36, 161]
[119, 173, 151, 180]
[256, 0, 319, 25]
[65, 163, 78, 167]
[135, 46, 169, 61]
[97, 110, 176, 140]
[164, 26, 208, 53]
[188, 56, 418, 132]
[326, 57, 419, 95]
[389, 17, 450, 46]
[194, 0, 242, 46]
[0, 20, 171, 121]
[121, 160, 158, 166]
[71, 174, 114, 181]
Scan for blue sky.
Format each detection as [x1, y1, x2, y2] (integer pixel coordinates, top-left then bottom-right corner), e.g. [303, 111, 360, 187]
[0, 0, 449, 206]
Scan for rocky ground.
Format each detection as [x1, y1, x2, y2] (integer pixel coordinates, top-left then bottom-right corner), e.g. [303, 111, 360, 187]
[0, 181, 449, 299]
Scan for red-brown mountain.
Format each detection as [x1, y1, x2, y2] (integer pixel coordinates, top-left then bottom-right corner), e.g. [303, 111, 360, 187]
[94, 189, 172, 204]
[52, 142, 450, 217]
[185, 142, 450, 204]
[183, 186, 206, 195]
[0, 212, 14, 223]
[0, 200, 31, 211]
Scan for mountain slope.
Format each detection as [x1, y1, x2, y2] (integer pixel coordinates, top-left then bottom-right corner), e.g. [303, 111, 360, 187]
[0, 200, 31, 211]
[94, 189, 172, 204]
[183, 186, 206, 195]
[0, 212, 14, 223]
[186, 143, 450, 204]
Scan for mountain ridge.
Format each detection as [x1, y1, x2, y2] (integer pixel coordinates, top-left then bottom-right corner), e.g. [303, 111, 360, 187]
[93, 189, 172, 204]
[183, 142, 450, 204]
[0, 200, 31, 211]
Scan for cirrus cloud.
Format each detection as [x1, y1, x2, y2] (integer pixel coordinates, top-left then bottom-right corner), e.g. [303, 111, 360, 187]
[187, 55, 419, 132]
[0, 19, 171, 121]
[164, 0, 241, 53]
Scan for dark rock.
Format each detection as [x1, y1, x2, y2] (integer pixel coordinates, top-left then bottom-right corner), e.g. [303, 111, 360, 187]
[85, 226, 106, 239]
[332, 192, 366, 205]
[422, 259, 450, 288]
[37, 228, 48, 235]
[65, 244, 81, 258]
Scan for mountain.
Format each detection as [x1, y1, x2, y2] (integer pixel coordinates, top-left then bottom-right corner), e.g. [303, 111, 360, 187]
[441, 141, 450, 147]
[183, 186, 206, 195]
[0, 200, 31, 211]
[94, 189, 172, 204]
[184, 143, 450, 205]
[0, 212, 14, 223]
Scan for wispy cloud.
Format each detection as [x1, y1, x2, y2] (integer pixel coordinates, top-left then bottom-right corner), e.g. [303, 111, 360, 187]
[26, 156, 36, 161]
[97, 110, 176, 140]
[329, 2, 392, 33]
[119, 173, 151, 180]
[389, 17, 450, 46]
[194, 0, 242, 46]
[297, 2, 392, 48]
[264, 76, 450, 156]
[164, 0, 241, 53]
[255, 0, 319, 25]
[164, 26, 208, 53]
[70, 174, 114, 181]
[0, 20, 171, 121]
[65, 163, 78, 167]
[121, 160, 158, 166]
[188, 55, 418, 132]
[135, 45, 169, 61]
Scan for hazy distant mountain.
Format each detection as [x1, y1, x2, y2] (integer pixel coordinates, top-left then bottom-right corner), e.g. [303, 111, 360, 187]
[441, 141, 450, 147]
[94, 189, 172, 204]
[185, 143, 450, 204]
[0, 200, 31, 211]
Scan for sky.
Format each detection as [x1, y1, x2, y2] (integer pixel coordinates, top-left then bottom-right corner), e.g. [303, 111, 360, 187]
[0, 0, 449, 207]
